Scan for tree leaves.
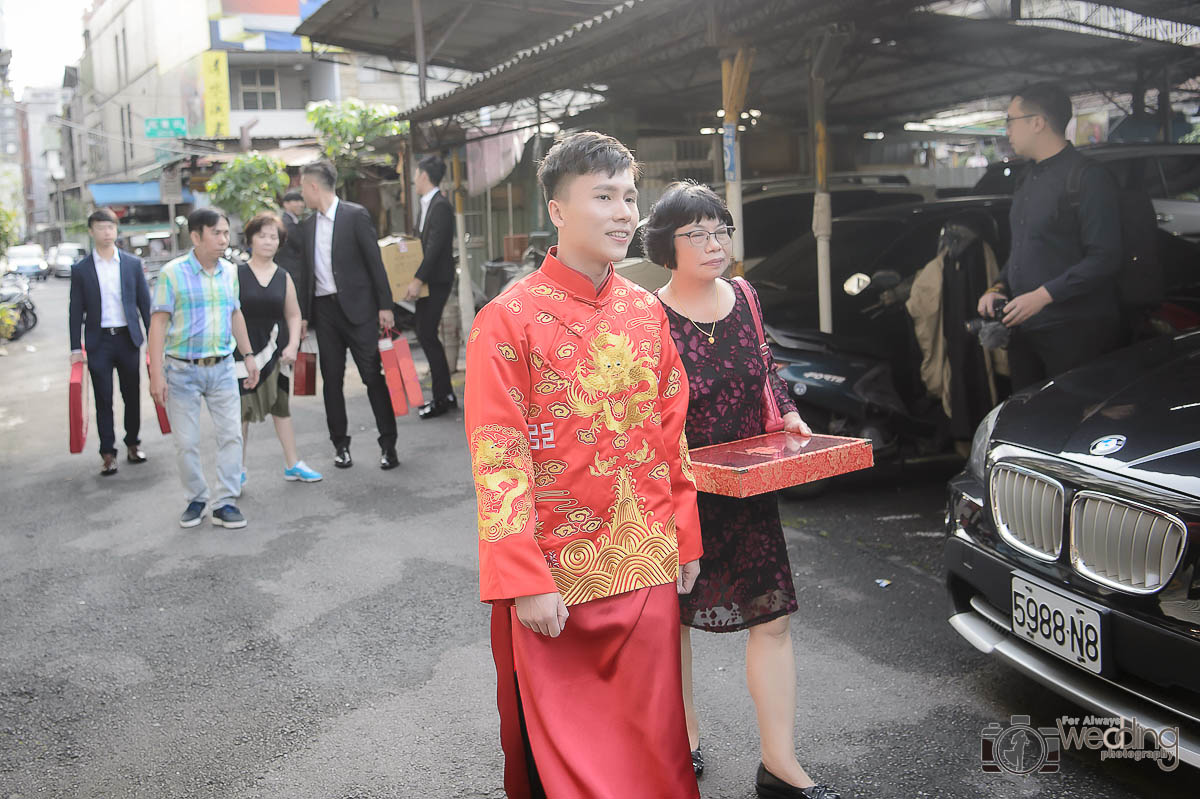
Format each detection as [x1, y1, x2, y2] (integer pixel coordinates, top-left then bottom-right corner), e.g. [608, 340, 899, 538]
[306, 99, 409, 188]
[205, 152, 289, 230]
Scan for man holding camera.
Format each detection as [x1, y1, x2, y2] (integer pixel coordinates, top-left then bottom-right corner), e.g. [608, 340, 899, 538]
[978, 83, 1122, 391]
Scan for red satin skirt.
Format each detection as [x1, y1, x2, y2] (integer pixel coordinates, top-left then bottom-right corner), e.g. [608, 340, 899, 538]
[492, 583, 699, 799]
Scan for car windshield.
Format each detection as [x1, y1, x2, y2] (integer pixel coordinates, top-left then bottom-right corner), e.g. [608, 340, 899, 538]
[748, 219, 905, 291]
[7, 245, 43, 259]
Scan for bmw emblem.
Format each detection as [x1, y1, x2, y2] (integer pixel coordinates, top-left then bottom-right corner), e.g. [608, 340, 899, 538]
[1090, 435, 1127, 456]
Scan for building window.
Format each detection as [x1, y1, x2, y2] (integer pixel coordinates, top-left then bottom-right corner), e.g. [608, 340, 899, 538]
[239, 69, 277, 111]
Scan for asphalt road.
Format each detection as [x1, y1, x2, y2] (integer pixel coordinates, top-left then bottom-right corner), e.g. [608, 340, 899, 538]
[0, 278, 1192, 798]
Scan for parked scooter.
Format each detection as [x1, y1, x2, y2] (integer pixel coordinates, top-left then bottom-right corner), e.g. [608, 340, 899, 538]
[0, 274, 38, 341]
[481, 231, 554, 302]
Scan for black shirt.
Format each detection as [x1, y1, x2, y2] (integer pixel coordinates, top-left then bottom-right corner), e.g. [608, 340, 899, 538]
[997, 143, 1122, 330]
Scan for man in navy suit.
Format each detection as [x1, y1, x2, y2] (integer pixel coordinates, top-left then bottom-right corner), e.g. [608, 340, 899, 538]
[69, 208, 153, 475]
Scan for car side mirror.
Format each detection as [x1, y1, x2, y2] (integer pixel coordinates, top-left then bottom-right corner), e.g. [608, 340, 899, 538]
[871, 269, 902, 290]
[843, 273, 872, 296]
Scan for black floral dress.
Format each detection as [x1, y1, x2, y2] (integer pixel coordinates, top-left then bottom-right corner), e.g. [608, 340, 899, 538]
[660, 278, 800, 632]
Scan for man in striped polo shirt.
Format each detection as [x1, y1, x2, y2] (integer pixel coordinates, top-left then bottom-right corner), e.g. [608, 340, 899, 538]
[148, 209, 260, 529]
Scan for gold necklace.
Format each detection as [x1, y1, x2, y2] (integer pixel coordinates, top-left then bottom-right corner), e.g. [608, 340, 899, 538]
[690, 319, 717, 344]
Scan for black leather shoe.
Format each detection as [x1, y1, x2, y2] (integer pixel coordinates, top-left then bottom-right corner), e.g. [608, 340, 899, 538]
[417, 398, 451, 419]
[334, 446, 353, 469]
[755, 764, 840, 799]
[380, 448, 400, 470]
[127, 446, 147, 464]
[101, 454, 119, 476]
[691, 747, 704, 777]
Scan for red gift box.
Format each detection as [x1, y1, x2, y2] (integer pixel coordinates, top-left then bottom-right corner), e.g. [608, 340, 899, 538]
[146, 355, 171, 434]
[688, 432, 874, 498]
[293, 350, 317, 396]
[378, 335, 410, 416]
[69, 360, 89, 453]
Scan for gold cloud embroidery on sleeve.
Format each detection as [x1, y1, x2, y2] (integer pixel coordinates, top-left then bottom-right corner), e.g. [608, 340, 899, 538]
[679, 431, 695, 485]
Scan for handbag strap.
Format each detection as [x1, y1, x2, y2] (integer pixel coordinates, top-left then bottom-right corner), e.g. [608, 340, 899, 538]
[732, 277, 772, 369]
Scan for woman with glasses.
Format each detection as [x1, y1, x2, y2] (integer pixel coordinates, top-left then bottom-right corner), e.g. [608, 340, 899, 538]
[645, 182, 838, 799]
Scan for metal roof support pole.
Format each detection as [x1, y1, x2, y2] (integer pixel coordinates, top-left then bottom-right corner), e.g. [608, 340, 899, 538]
[535, 96, 545, 231]
[810, 28, 847, 335]
[1159, 63, 1172, 143]
[721, 46, 754, 278]
[412, 0, 428, 104]
[453, 148, 474, 370]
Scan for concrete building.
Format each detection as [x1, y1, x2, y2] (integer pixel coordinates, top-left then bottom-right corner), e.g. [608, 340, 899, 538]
[46, 0, 443, 253]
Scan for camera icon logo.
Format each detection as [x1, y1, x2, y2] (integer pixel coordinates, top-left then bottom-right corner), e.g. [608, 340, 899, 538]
[981, 715, 1062, 774]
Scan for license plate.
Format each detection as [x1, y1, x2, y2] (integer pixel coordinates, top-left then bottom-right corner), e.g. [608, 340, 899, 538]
[1011, 575, 1102, 674]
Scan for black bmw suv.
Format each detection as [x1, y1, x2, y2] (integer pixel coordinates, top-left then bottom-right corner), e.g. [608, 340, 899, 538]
[945, 329, 1200, 768]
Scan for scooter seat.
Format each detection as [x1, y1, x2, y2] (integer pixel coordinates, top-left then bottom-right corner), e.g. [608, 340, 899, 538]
[765, 325, 890, 360]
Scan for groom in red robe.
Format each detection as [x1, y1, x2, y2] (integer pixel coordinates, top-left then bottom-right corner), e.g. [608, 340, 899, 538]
[465, 131, 703, 798]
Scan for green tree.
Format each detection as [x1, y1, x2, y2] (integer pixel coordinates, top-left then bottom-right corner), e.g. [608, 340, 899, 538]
[307, 99, 408, 188]
[205, 152, 289, 229]
[0, 206, 19, 257]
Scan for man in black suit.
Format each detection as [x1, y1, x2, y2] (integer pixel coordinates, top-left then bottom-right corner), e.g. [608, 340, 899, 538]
[403, 154, 458, 419]
[68, 208, 152, 475]
[276, 189, 306, 282]
[298, 161, 399, 470]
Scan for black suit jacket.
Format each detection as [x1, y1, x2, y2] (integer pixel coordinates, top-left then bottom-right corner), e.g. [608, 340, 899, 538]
[417, 190, 456, 286]
[299, 199, 392, 325]
[276, 210, 305, 283]
[68, 249, 152, 351]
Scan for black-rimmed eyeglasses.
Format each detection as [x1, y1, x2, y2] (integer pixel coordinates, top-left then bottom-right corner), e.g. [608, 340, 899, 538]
[674, 227, 735, 247]
[1003, 113, 1040, 127]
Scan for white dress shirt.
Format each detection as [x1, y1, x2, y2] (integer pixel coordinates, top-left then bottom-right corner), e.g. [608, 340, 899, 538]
[417, 187, 439, 234]
[94, 249, 127, 328]
[313, 196, 339, 297]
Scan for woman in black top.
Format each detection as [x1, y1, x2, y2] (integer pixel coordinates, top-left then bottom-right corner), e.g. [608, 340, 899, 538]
[237, 212, 321, 483]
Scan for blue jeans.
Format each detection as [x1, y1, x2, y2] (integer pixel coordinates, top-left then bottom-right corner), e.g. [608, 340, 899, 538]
[164, 356, 243, 509]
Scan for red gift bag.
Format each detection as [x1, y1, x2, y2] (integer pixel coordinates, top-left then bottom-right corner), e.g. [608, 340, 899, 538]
[391, 335, 426, 407]
[69, 359, 89, 453]
[146, 354, 171, 434]
[293, 339, 317, 396]
[378, 334, 410, 416]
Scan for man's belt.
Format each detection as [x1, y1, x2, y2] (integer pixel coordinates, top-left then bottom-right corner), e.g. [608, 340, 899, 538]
[168, 354, 229, 366]
[101, 326, 125, 336]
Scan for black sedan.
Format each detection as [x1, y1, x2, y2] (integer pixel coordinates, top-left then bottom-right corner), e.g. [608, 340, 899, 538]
[945, 329, 1200, 769]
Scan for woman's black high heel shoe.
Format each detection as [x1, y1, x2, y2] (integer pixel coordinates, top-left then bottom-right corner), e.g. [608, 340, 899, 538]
[755, 763, 841, 799]
[691, 747, 704, 776]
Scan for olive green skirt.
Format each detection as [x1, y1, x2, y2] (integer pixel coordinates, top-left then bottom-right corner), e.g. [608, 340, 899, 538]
[241, 367, 290, 422]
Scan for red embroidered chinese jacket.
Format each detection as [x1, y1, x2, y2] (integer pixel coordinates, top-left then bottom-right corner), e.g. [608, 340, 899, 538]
[465, 248, 702, 605]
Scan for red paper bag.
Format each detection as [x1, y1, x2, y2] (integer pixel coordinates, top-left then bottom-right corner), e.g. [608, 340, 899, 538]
[378, 336, 409, 416]
[294, 351, 316, 396]
[391, 336, 426, 407]
[146, 354, 171, 434]
[69, 360, 89, 453]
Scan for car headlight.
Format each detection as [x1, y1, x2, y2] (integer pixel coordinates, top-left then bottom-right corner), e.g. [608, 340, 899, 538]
[967, 403, 1004, 481]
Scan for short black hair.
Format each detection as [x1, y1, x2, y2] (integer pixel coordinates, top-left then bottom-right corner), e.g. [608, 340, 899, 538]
[87, 207, 118, 228]
[537, 131, 639, 203]
[281, 190, 303, 203]
[187, 208, 229, 235]
[244, 211, 287, 245]
[643, 181, 733, 270]
[1014, 82, 1073, 136]
[417, 154, 446, 186]
[300, 160, 338, 190]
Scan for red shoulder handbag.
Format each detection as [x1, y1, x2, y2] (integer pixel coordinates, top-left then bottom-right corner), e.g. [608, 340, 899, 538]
[733, 277, 785, 433]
